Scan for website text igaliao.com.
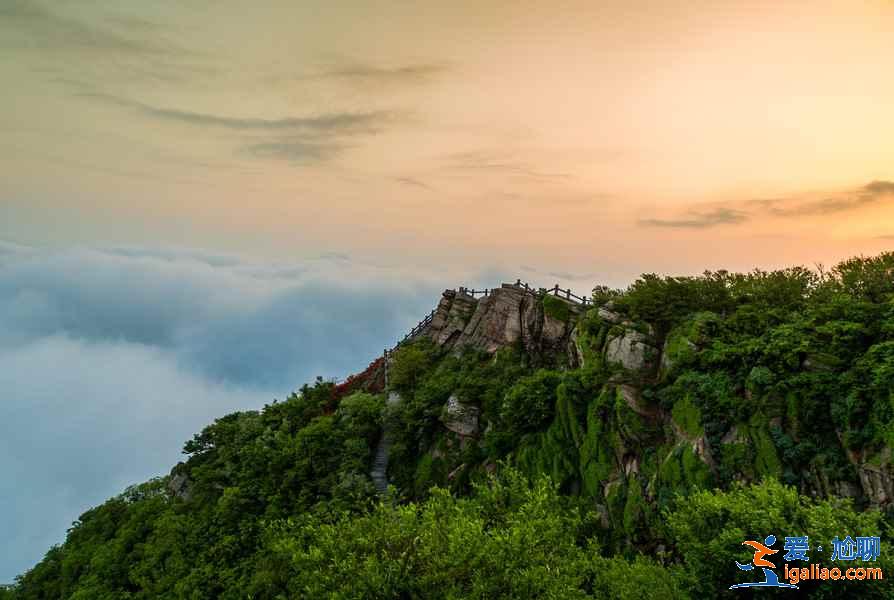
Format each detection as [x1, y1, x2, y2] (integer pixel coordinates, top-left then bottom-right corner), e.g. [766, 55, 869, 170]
[783, 563, 883, 584]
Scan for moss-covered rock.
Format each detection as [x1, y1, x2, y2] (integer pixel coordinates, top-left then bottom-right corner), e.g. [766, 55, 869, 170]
[542, 294, 572, 322]
[671, 395, 703, 438]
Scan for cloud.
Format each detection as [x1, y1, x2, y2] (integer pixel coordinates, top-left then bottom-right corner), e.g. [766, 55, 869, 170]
[393, 176, 432, 190]
[243, 140, 346, 163]
[76, 91, 399, 164]
[0, 1, 185, 57]
[443, 151, 572, 181]
[81, 92, 393, 134]
[761, 180, 894, 217]
[646, 180, 894, 231]
[0, 243, 454, 580]
[638, 207, 748, 228]
[303, 61, 450, 86]
[0, 335, 271, 582]
[0, 245, 446, 385]
[640, 180, 894, 232]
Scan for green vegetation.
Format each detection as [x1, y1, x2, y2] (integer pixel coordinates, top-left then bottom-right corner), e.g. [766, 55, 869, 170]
[542, 293, 572, 322]
[11, 252, 894, 598]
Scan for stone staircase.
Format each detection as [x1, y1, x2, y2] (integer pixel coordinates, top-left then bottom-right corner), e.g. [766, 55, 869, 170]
[370, 391, 401, 496]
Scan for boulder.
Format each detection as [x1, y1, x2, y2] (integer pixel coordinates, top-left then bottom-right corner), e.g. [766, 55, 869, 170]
[605, 328, 657, 374]
[442, 394, 480, 437]
[597, 306, 623, 324]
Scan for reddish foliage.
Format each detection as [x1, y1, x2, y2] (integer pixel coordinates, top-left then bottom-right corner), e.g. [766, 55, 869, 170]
[327, 356, 385, 412]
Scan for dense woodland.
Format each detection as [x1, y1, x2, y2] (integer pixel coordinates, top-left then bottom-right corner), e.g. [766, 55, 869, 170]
[9, 253, 894, 598]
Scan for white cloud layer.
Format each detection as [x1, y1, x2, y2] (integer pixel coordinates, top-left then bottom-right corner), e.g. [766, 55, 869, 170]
[0, 243, 449, 581]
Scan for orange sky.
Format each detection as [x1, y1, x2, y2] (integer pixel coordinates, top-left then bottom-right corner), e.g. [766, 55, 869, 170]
[2, 0, 893, 287]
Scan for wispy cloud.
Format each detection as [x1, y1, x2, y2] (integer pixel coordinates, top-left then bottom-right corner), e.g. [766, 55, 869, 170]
[75, 91, 401, 164]
[302, 61, 450, 86]
[639, 180, 894, 230]
[443, 151, 572, 180]
[639, 207, 748, 229]
[0, 1, 184, 57]
[81, 92, 393, 134]
[760, 180, 894, 217]
[243, 140, 346, 163]
[393, 176, 432, 190]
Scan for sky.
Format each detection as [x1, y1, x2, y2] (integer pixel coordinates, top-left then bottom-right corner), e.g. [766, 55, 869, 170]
[1, 0, 894, 581]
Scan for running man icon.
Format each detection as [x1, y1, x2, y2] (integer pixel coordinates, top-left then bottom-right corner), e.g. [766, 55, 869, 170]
[729, 535, 799, 590]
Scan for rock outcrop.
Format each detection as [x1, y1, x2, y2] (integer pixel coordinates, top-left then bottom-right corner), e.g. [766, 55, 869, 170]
[441, 394, 480, 437]
[167, 463, 193, 501]
[605, 327, 658, 375]
[423, 284, 583, 359]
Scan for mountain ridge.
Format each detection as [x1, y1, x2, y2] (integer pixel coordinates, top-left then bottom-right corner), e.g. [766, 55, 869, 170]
[10, 254, 894, 598]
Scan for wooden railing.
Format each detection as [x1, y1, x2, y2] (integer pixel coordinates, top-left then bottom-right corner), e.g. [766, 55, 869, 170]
[458, 286, 490, 297]
[516, 279, 592, 305]
[393, 308, 436, 349]
[458, 280, 592, 306]
[337, 280, 593, 388]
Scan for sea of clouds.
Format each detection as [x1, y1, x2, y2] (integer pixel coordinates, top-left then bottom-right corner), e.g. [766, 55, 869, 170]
[0, 241, 478, 581]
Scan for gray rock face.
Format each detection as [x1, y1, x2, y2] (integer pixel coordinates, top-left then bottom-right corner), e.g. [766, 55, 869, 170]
[541, 312, 568, 345]
[597, 306, 623, 324]
[836, 438, 893, 507]
[567, 325, 585, 368]
[442, 394, 480, 437]
[430, 290, 478, 346]
[835, 480, 862, 499]
[458, 287, 527, 352]
[167, 465, 193, 501]
[424, 285, 580, 357]
[858, 463, 894, 506]
[605, 328, 657, 374]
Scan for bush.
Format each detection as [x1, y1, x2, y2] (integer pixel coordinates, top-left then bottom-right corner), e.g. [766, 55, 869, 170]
[500, 370, 563, 435]
[389, 340, 436, 392]
[543, 294, 572, 322]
